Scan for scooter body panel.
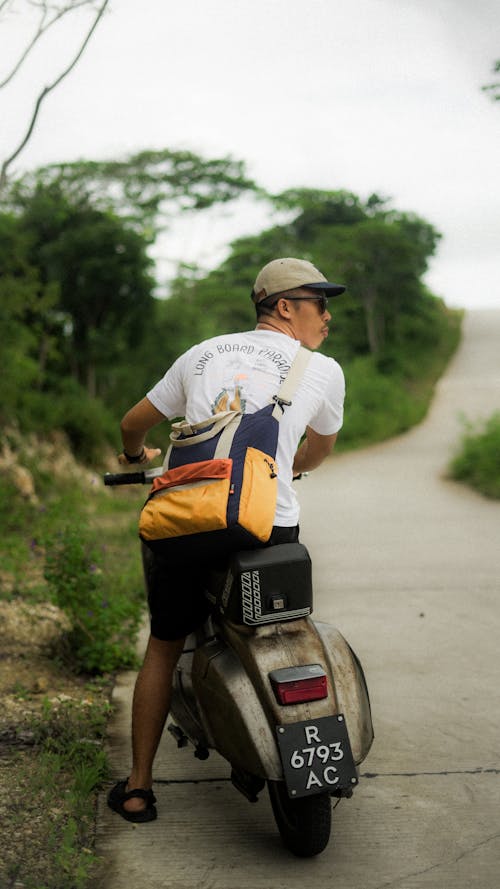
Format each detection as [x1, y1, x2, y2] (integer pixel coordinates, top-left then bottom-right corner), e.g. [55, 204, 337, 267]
[315, 621, 374, 764]
[192, 637, 283, 779]
[170, 641, 215, 748]
[221, 618, 341, 726]
[170, 614, 373, 780]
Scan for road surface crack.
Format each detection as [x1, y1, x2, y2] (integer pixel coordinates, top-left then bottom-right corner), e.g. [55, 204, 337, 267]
[361, 766, 499, 778]
[148, 766, 500, 786]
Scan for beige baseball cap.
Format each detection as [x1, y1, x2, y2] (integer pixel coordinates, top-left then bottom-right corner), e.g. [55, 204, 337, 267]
[251, 257, 346, 303]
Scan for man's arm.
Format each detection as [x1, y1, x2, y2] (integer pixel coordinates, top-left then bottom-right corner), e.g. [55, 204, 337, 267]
[292, 426, 338, 475]
[118, 397, 166, 465]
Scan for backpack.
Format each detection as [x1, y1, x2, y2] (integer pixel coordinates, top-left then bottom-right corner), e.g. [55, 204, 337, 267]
[139, 347, 311, 550]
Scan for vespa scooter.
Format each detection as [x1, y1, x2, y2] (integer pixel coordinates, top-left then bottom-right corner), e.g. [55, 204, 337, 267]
[104, 468, 373, 857]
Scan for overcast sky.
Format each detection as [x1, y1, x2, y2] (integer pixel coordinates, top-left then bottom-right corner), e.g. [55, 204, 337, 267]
[1, 0, 499, 309]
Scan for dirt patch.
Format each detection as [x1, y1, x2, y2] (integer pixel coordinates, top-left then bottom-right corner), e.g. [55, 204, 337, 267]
[0, 601, 85, 731]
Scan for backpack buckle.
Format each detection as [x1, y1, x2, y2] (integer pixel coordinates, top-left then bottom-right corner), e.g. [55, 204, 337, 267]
[272, 395, 292, 414]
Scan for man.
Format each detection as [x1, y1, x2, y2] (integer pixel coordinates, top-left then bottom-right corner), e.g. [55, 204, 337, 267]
[108, 257, 346, 822]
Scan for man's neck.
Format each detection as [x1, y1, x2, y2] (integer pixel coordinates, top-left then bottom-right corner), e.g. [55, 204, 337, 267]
[255, 319, 296, 338]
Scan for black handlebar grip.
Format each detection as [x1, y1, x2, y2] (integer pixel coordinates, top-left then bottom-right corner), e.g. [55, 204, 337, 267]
[103, 471, 146, 486]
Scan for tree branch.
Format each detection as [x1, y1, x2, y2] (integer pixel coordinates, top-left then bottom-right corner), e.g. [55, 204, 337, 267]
[481, 59, 500, 102]
[0, 0, 109, 194]
[0, 1, 94, 90]
[1, 4, 51, 89]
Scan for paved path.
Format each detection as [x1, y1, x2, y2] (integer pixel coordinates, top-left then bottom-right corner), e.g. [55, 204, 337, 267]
[97, 310, 500, 889]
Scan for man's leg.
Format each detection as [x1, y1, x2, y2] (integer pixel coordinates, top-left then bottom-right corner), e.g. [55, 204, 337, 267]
[123, 633, 185, 814]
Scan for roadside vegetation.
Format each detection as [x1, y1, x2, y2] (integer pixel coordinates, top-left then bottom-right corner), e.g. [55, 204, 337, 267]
[3, 696, 111, 889]
[0, 434, 146, 887]
[449, 412, 500, 499]
[0, 152, 463, 887]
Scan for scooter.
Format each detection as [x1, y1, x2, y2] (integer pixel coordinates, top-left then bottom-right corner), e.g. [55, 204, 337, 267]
[104, 468, 374, 857]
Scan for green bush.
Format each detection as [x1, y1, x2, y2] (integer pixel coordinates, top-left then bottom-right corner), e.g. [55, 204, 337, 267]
[449, 412, 500, 499]
[44, 521, 142, 674]
[339, 356, 425, 449]
[17, 379, 118, 465]
[0, 472, 108, 601]
[336, 306, 462, 451]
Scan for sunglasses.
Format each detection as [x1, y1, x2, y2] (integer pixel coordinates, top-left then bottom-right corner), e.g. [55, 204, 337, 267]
[262, 293, 329, 314]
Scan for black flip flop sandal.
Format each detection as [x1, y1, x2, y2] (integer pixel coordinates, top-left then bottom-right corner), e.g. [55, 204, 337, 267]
[107, 779, 157, 823]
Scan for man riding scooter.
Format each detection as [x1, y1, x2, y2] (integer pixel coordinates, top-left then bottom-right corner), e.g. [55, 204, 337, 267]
[108, 257, 346, 823]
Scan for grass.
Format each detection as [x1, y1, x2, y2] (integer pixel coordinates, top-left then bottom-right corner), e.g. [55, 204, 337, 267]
[44, 519, 142, 674]
[449, 412, 500, 499]
[0, 472, 146, 674]
[3, 694, 111, 889]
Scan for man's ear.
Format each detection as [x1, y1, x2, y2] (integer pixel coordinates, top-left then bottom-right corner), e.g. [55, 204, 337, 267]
[275, 298, 291, 318]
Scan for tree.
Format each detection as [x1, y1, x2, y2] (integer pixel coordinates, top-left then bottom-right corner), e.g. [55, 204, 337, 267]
[0, 0, 110, 194]
[311, 214, 440, 357]
[16, 181, 155, 397]
[0, 211, 59, 419]
[482, 60, 500, 102]
[272, 188, 372, 231]
[4, 150, 259, 234]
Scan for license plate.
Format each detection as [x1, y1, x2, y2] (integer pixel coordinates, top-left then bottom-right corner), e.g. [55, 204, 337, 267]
[275, 714, 358, 798]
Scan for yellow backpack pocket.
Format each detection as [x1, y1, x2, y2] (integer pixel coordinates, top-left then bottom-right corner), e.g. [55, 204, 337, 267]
[237, 447, 278, 542]
[139, 459, 232, 541]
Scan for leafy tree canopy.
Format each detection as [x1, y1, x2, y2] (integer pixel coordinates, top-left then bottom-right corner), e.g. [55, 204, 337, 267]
[0, 183, 155, 415]
[3, 149, 259, 237]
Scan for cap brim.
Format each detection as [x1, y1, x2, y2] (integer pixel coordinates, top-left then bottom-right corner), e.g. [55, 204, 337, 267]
[306, 281, 346, 297]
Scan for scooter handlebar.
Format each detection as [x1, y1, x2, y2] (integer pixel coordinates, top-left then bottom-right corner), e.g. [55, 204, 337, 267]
[103, 466, 306, 487]
[103, 467, 163, 486]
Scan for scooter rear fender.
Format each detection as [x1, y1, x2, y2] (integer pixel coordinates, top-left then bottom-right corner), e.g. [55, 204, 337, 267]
[314, 621, 374, 764]
[192, 616, 372, 779]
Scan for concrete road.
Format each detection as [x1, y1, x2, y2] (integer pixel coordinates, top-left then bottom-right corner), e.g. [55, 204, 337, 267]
[97, 310, 500, 888]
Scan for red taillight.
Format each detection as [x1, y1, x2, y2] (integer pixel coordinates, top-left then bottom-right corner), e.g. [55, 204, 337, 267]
[269, 664, 328, 705]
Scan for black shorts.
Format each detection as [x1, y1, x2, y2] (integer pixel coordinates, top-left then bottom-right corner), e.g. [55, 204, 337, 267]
[142, 526, 300, 641]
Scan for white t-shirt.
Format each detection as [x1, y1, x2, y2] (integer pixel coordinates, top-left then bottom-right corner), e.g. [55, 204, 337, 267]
[147, 330, 345, 526]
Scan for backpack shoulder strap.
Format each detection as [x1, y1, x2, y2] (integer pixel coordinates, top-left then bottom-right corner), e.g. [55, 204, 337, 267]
[165, 409, 240, 468]
[169, 409, 239, 445]
[215, 347, 311, 457]
[271, 346, 311, 420]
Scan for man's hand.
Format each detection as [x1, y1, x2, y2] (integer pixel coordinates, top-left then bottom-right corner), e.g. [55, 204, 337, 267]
[117, 446, 162, 466]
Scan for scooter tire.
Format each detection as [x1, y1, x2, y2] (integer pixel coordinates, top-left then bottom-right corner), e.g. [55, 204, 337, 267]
[267, 780, 331, 857]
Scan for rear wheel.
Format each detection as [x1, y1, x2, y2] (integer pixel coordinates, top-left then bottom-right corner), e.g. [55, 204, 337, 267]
[267, 781, 331, 857]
